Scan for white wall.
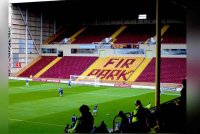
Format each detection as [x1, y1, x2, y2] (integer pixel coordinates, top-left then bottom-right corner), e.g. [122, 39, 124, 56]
[140, 44, 187, 58]
[40, 44, 187, 58]
[40, 44, 99, 57]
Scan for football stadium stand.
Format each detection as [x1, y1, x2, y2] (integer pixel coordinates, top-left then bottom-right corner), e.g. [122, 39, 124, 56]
[81, 57, 145, 83]
[115, 24, 155, 44]
[40, 56, 98, 79]
[9, 0, 188, 133]
[33, 57, 62, 78]
[135, 58, 186, 83]
[71, 25, 119, 44]
[18, 56, 57, 77]
[162, 24, 186, 44]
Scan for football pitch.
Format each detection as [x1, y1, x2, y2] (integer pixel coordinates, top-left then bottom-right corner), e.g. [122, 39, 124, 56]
[9, 79, 179, 134]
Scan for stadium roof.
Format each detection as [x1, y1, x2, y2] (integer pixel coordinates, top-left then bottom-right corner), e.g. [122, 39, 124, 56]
[9, 0, 63, 3]
[11, 0, 186, 24]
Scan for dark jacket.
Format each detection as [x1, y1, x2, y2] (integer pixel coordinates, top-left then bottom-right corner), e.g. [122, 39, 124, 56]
[75, 112, 94, 133]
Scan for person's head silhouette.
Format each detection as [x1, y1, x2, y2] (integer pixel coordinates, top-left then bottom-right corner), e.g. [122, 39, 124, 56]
[135, 100, 142, 107]
[79, 104, 90, 115]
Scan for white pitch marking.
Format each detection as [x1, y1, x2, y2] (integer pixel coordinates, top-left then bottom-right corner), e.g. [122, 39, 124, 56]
[66, 90, 154, 98]
[9, 118, 65, 127]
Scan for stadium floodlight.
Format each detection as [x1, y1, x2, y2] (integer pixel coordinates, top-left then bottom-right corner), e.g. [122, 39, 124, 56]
[138, 14, 147, 19]
[70, 75, 100, 87]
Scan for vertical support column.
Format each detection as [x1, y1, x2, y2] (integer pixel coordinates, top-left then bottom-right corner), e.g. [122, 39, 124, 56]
[18, 6, 40, 55]
[40, 12, 43, 45]
[25, 9, 28, 66]
[155, 0, 161, 107]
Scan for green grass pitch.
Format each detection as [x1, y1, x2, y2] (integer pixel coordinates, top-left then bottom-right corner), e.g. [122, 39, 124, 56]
[9, 79, 179, 134]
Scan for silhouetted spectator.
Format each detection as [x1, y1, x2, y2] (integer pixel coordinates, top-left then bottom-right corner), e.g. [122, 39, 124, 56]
[118, 111, 129, 132]
[131, 100, 150, 132]
[145, 102, 152, 109]
[178, 78, 186, 132]
[115, 121, 120, 131]
[180, 78, 186, 106]
[64, 124, 70, 134]
[92, 121, 109, 133]
[68, 104, 94, 133]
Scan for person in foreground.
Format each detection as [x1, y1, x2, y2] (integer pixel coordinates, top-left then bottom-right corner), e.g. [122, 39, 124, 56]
[68, 104, 94, 133]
